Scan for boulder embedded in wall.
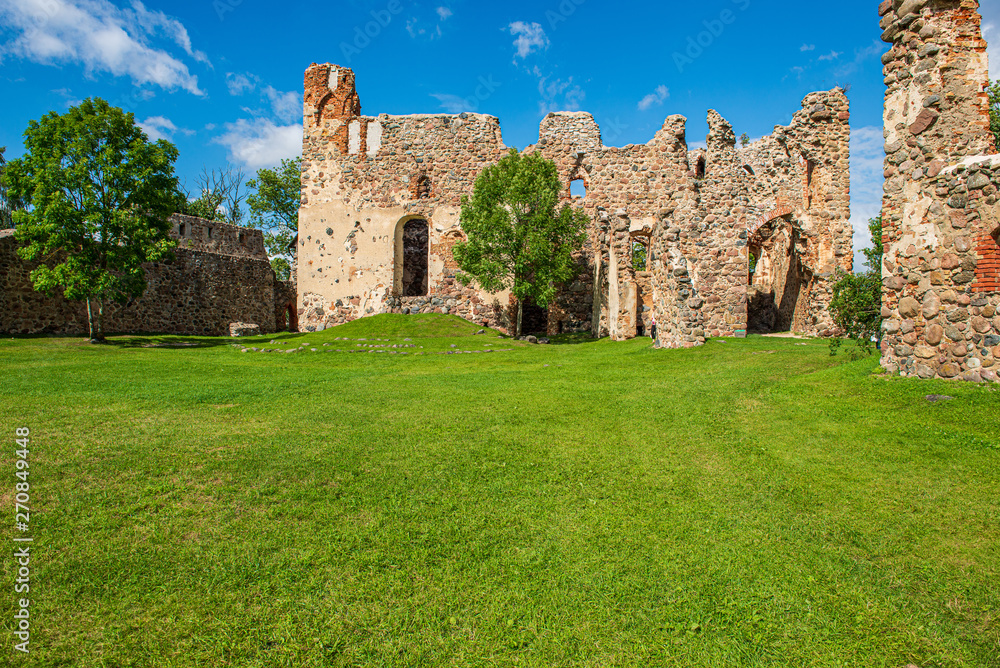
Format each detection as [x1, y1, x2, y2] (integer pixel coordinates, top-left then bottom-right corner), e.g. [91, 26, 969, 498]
[909, 109, 939, 135]
[230, 322, 261, 337]
[898, 297, 920, 318]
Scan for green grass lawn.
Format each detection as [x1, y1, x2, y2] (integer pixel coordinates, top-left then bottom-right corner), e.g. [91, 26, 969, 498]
[1, 314, 998, 667]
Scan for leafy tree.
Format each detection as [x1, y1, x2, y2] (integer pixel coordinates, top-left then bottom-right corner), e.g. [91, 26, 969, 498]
[829, 215, 883, 354]
[454, 150, 589, 338]
[178, 165, 246, 225]
[739, 132, 750, 148]
[989, 79, 1000, 151]
[270, 257, 291, 282]
[4, 98, 180, 342]
[246, 157, 300, 260]
[632, 241, 647, 271]
[0, 146, 10, 229]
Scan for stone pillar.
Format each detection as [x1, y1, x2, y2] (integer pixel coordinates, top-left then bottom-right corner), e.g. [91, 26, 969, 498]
[880, 0, 1000, 382]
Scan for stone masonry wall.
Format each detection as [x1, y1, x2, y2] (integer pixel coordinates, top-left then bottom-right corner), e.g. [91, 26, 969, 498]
[879, 0, 1000, 382]
[299, 62, 852, 345]
[0, 216, 284, 337]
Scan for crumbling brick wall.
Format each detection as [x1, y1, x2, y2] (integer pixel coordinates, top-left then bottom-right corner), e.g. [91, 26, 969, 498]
[879, 0, 1000, 382]
[299, 62, 852, 344]
[0, 216, 286, 336]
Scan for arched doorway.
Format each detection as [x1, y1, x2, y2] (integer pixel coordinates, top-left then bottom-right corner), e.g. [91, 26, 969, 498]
[395, 219, 429, 297]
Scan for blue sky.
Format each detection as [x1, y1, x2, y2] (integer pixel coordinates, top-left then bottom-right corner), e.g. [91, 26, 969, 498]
[1, 0, 998, 269]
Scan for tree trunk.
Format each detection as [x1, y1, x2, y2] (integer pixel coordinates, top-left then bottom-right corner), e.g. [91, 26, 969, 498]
[96, 299, 105, 341]
[86, 298, 96, 342]
[516, 299, 523, 338]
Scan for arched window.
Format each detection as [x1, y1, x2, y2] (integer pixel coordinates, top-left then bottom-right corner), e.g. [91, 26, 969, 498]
[696, 157, 706, 179]
[743, 165, 755, 176]
[416, 175, 431, 200]
[402, 220, 429, 296]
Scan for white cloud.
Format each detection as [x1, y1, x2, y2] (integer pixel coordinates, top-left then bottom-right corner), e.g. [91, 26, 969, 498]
[437, 6, 453, 20]
[509, 21, 549, 60]
[984, 22, 999, 81]
[139, 115, 193, 142]
[850, 125, 885, 272]
[638, 85, 669, 111]
[263, 86, 299, 124]
[226, 72, 257, 96]
[214, 119, 302, 169]
[431, 93, 473, 114]
[818, 50, 843, 62]
[800, 44, 815, 52]
[140, 115, 176, 141]
[0, 0, 206, 95]
[534, 68, 584, 115]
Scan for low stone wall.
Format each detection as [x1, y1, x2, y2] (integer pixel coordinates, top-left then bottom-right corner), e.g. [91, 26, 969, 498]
[1, 220, 283, 337]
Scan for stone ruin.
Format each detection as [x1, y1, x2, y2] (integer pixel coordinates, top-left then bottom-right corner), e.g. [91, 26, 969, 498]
[0, 214, 296, 337]
[298, 63, 853, 345]
[879, 0, 1000, 382]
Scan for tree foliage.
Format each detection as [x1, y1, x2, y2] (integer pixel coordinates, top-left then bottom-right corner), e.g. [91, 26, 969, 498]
[989, 79, 1000, 152]
[246, 157, 300, 259]
[0, 146, 22, 230]
[454, 150, 589, 337]
[829, 215, 883, 354]
[4, 98, 180, 341]
[632, 241, 647, 271]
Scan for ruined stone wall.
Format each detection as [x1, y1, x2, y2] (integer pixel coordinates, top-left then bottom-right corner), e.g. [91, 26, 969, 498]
[298, 63, 511, 332]
[299, 62, 851, 345]
[879, 0, 1000, 382]
[0, 217, 284, 337]
[739, 90, 853, 336]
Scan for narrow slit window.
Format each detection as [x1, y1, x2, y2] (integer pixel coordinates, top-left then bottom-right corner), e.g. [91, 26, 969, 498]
[571, 179, 587, 200]
[696, 157, 707, 179]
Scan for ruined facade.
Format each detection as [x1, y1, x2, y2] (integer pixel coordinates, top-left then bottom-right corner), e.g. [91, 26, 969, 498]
[0, 215, 293, 337]
[299, 63, 852, 344]
[879, 0, 1000, 382]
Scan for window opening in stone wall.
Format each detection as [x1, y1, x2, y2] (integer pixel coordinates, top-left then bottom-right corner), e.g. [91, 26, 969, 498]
[416, 175, 431, 200]
[207, 226, 213, 240]
[178, 224, 186, 238]
[631, 239, 648, 271]
[402, 220, 429, 297]
[571, 179, 587, 200]
[743, 165, 755, 176]
[804, 159, 816, 210]
[696, 157, 707, 179]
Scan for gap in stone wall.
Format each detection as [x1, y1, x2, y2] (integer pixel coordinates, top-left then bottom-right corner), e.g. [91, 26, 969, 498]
[402, 220, 429, 297]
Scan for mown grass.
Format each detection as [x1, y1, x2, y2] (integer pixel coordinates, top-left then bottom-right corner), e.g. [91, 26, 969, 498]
[1, 314, 998, 667]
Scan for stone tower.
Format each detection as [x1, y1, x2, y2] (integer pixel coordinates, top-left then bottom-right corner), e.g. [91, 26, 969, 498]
[879, 0, 1000, 382]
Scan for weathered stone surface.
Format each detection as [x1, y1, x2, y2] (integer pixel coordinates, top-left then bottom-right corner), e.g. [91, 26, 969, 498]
[908, 108, 939, 135]
[298, 63, 851, 346]
[1, 216, 291, 337]
[229, 323, 261, 337]
[880, 1, 1000, 383]
[898, 297, 920, 318]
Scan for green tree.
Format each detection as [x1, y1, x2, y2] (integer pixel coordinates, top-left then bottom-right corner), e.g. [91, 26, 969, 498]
[3, 98, 180, 342]
[453, 150, 589, 338]
[246, 157, 300, 261]
[989, 79, 1000, 151]
[0, 146, 10, 229]
[632, 241, 647, 271]
[829, 215, 883, 353]
[739, 132, 750, 148]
